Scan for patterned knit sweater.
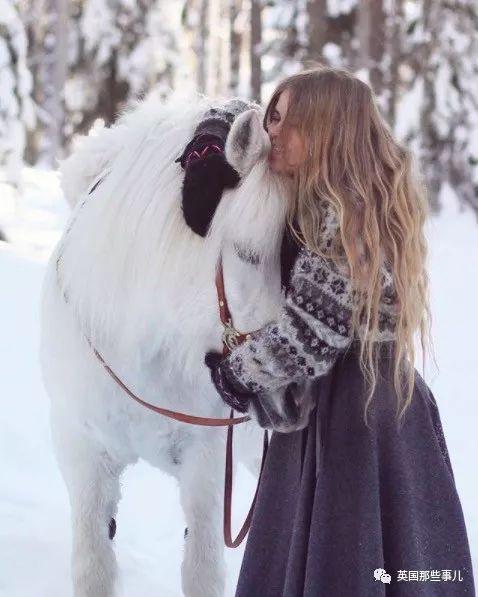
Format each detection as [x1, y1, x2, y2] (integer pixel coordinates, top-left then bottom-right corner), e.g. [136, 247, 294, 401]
[221, 200, 399, 395]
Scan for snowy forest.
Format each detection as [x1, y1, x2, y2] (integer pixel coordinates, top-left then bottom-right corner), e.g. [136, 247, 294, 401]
[1, 2, 477, 595]
[1, 0, 477, 213]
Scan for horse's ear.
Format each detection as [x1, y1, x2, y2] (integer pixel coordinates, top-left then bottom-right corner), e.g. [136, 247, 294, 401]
[225, 109, 269, 176]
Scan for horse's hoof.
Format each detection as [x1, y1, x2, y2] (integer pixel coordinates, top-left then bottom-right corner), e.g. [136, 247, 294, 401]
[109, 517, 117, 540]
[184, 527, 188, 539]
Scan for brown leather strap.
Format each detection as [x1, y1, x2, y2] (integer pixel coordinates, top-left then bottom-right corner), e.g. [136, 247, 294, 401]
[215, 257, 270, 548]
[92, 345, 250, 427]
[215, 255, 231, 324]
[215, 257, 252, 350]
[84, 257, 255, 427]
[224, 409, 269, 548]
[59, 190, 268, 546]
[87, 255, 269, 550]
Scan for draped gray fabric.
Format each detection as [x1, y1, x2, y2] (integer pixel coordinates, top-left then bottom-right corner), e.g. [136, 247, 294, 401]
[235, 344, 475, 596]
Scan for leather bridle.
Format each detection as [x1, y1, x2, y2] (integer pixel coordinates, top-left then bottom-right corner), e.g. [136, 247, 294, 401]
[214, 255, 269, 548]
[57, 166, 269, 548]
[89, 257, 253, 428]
[89, 256, 269, 549]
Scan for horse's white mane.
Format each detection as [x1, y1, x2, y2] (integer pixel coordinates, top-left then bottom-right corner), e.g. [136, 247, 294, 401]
[55, 91, 288, 353]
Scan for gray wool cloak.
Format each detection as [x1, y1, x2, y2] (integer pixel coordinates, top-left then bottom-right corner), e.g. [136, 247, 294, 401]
[234, 344, 475, 596]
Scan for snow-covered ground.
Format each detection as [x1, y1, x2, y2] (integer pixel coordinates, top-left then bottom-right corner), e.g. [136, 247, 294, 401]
[0, 168, 476, 596]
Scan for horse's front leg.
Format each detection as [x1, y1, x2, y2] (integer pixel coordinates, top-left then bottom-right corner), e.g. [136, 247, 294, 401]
[51, 415, 126, 597]
[178, 432, 226, 597]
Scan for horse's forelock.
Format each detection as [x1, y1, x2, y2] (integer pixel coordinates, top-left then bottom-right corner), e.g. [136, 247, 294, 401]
[206, 159, 289, 262]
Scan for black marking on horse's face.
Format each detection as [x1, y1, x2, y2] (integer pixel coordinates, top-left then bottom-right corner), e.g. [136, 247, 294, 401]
[233, 242, 260, 266]
[181, 153, 240, 237]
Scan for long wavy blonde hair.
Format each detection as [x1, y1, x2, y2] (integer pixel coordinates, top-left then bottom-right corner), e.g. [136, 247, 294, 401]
[264, 65, 435, 426]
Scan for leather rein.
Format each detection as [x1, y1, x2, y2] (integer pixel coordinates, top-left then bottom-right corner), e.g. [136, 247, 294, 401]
[86, 253, 268, 548]
[90, 256, 253, 427]
[57, 159, 269, 548]
[215, 255, 269, 548]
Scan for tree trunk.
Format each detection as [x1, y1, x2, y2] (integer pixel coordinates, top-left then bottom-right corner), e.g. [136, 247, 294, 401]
[306, 0, 327, 62]
[197, 0, 209, 93]
[229, 0, 243, 95]
[420, 0, 441, 212]
[387, 0, 404, 128]
[37, 0, 69, 164]
[356, 0, 386, 99]
[250, 0, 262, 102]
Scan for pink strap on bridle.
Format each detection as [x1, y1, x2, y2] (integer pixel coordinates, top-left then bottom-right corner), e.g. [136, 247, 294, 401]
[185, 143, 223, 167]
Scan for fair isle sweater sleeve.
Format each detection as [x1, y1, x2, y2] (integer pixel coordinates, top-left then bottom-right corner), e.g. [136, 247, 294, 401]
[221, 203, 399, 395]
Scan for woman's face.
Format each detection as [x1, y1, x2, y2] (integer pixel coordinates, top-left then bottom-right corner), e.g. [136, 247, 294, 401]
[266, 88, 306, 176]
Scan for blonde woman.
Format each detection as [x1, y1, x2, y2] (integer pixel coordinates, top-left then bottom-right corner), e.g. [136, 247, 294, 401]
[205, 66, 475, 596]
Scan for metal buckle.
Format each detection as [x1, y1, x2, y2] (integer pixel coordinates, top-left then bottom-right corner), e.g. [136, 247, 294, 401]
[222, 318, 241, 352]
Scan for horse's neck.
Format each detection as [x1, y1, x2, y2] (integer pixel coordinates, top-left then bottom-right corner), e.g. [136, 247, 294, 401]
[220, 243, 283, 333]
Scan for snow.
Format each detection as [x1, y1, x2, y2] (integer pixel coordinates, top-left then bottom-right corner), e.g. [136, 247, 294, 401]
[0, 168, 476, 595]
[0, 0, 35, 188]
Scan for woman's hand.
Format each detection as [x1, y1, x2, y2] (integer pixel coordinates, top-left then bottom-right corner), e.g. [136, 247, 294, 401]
[204, 351, 256, 413]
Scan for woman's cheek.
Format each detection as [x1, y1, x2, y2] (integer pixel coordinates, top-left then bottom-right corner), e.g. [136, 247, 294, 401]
[288, 143, 305, 169]
[286, 148, 299, 168]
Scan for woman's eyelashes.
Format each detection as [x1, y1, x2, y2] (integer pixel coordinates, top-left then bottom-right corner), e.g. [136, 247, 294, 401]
[270, 110, 280, 123]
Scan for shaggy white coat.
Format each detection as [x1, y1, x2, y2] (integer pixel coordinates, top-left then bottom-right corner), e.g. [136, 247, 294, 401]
[40, 93, 289, 597]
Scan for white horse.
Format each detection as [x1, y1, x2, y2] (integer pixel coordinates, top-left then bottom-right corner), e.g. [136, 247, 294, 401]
[39, 93, 289, 597]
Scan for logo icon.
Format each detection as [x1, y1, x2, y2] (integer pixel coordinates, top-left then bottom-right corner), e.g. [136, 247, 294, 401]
[374, 568, 392, 584]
